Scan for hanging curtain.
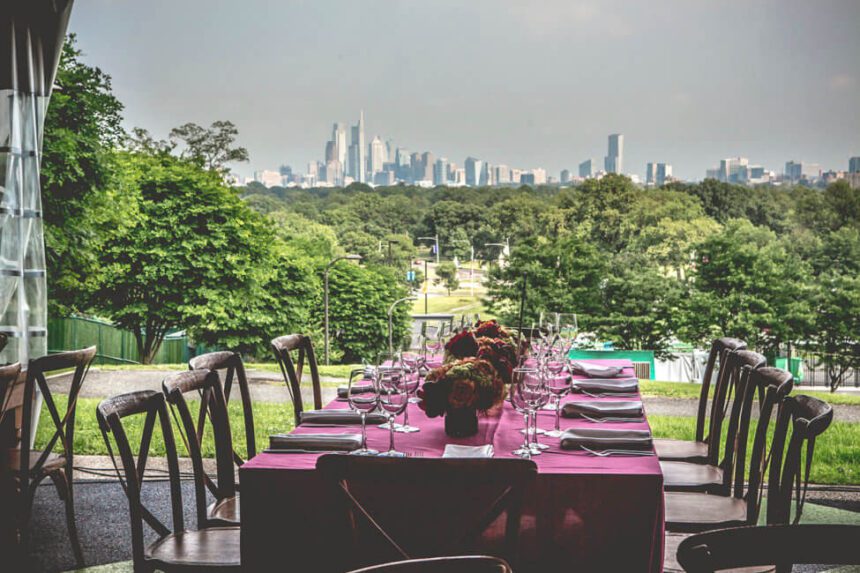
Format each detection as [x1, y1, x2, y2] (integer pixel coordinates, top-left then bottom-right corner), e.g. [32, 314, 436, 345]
[0, 1, 73, 366]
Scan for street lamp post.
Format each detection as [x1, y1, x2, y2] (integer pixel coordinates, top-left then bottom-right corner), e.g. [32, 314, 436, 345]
[452, 238, 475, 297]
[417, 235, 440, 264]
[324, 254, 362, 365]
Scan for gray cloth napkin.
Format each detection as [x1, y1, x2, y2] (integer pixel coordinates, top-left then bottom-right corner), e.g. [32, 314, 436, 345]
[571, 379, 639, 393]
[299, 409, 388, 425]
[269, 433, 362, 452]
[562, 400, 644, 418]
[561, 427, 653, 450]
[442, 444, 495, 458]
[570, 361, 627, 378]
[336, 383, 374, 398]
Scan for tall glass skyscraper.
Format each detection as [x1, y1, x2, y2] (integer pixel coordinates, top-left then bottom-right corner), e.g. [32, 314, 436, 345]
[604, 133, 623, 174]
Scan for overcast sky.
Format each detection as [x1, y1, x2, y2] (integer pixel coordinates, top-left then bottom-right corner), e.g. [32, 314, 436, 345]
[69, 0, 860, 181]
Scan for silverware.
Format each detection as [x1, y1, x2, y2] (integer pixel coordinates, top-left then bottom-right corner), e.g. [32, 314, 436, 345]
[580, 446, 654, 457]
[580, 414, 645, 423]
[579, 390, 640, 399]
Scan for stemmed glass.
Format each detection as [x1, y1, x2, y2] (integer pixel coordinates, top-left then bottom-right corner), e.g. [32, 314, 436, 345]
[346, 368, 379, 456]
[377, 364, 409, 457]
[394, 355, 420, 434]
[401, 352, 425, 405]
[525, 373, 550, 452]
[510, 368, 538, 458]
[544, 371, 572, 438]
[556, 313, 578, 351]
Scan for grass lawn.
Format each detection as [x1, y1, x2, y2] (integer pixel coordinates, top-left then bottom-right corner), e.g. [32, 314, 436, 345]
[37, 395, 860, 486]
[641, 380, 860, 406]
[97, 362, 360, 380]
[412, 293, 489, 316]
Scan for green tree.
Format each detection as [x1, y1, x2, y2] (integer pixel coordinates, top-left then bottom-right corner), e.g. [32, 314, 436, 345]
[41, 34, 125, 314]
[434, 262, 460, 295]
[94, 151, 271, 363]
[805, 272, 860, 391]
[169, 120, 249, 173]
[680, 220, 813, 353]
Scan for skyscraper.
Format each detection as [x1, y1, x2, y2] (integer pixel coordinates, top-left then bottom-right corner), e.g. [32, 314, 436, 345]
[719, 157, 749, 183]
[369, 136, 386, 177]
[850, 157, 860, 174]
[421, 151, 435, 182]
[348, 111, 366, 183]
[325, 140, 337, 163]
[579, 159, 594, 178]
[645, 163, 657, 185]
[433, 157, 448, 185]
[395, 148, 411, 182]
[464, 157, 482, 186]
[657, 163, 672, 186]
[604, 134, 623, 174]
[333, 123, 347, 167]
[560, 169, 571, 184]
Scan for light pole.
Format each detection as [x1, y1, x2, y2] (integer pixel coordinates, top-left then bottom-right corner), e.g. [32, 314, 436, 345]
[417, 235, 440, 264]
[388, 296, 417, 353]
[452, 239, 475, 296]
[324, 254, 362, 365]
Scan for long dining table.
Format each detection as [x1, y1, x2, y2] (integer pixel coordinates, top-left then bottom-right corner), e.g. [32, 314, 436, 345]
[240, 359, 665, 572]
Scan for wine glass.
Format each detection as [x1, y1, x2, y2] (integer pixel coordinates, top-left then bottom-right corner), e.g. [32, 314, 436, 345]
[510, 368, 538, 458]
[556, 313, 578, 352]
[544, 371, 572, 438]
[394, 354, 420, 434]
[401, 352, 425, 405]
[376, 352, 404, 430]
[523, 372, 550, 452]
[346, 368, 379, 456]
[377, 367, 409, 457]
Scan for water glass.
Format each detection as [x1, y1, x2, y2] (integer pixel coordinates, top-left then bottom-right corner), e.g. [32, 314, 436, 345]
[544, 371, 572, 438]
[377, 370, 409, 457]
[346, 368, 379, 456]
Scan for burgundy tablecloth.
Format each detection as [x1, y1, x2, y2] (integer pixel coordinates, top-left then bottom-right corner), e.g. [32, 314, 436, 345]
[240, 359, 664, 572]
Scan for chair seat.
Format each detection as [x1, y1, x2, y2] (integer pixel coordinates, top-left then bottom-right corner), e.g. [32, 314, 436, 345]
[208, 494, 239, 525]
[661, 461, 724, 493]
[664, 532, 774, 572]
[665, 492, 748, 533]
[7, 449, 65, 476]
[653, 438, 708, 463]
[146, 526, 241, 570]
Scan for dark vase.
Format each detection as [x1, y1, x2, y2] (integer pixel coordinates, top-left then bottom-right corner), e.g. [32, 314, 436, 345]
[445, 407, 479, 438]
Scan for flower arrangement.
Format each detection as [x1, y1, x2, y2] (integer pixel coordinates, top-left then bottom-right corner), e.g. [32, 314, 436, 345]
[417, 320, 521, 424]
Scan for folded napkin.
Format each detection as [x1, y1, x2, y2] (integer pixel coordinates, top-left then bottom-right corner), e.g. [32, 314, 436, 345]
[299, 409, 388, 425]
[336, 383, 374, 398]
[442, 444, 495, 458]
[571, 379, 639, 393]
[562, 400, 644, 418]
[570, 361, 628, 378]
[561, 428, 653, 450]
[269, 433, 362, 452]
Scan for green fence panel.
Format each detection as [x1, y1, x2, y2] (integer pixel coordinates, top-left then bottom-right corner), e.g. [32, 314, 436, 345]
[567, 349, 656, 380]
[774, 357, 805, 382]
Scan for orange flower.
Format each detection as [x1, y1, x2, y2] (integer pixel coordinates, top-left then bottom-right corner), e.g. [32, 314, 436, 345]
[448, 378, 478, 409]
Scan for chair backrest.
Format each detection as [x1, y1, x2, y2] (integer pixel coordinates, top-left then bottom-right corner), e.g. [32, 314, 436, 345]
[317, 456, 536, 570]
[706, 349, 765, 465]
[347, 555, 513, 573]
[271, 334, 322, 426]
[695, 338, 746, 443]
[162, 369, 236, 528]
[96, 390, 186, 568]
[189, 350, 256, 463]
[19, 346, 96, 491]
[0, 362, 21, 425]
[765, 394, 833, 525]
[677, 524, 860, 573]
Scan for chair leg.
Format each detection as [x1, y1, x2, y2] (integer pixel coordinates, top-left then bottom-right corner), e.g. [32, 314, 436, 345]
[50, 470, 85, 567]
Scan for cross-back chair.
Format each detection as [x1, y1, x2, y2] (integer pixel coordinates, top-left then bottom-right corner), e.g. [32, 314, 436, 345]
[347, 555, 514, 573]
[317, 455, 536, 571]
[17, 346, 96, 566]
[676, 524, 860, 573]
[97, 390, 241, 572]
[162, 369, 238, 527]
[655, 338, 747, 463]
[271, 334, 322, 426]
[661, 349, 768, 493]
[664, 366, 795, 533]
[188, 351, 256, 465]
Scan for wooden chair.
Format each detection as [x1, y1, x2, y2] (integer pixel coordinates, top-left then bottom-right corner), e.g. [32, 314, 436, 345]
[347, 555, 513, 573]
[676, 524, 860, 573]
[661, 350, 768, 493]
[271, 334, 322, 426]
[665, 388, 830, 534]
[655, 337, 747, 463]
[0, 363, 22, 563]
[189, 351, 256, 464]
[16, 346, 96, 566]
[317, 455, 536, 571]
[0, 362, 20, 428]
[162, 370, 238, 527]
[96, 390, 240, 572]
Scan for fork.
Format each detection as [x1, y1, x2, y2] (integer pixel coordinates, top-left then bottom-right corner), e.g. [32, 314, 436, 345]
[580, 414, 645, 423]
[579, 390, 640, 399]
[581, 446, 654, 457]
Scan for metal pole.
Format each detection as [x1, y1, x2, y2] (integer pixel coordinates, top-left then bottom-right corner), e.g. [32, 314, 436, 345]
[424, 260, 429, 314]
[435, 234, 440, 264]
[470, 245, 475, 297]
[324, 267, 330, 365]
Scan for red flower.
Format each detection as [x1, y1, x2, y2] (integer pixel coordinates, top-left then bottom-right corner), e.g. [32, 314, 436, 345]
[445, 330, 479, 358]
[473, 320, 506, 339]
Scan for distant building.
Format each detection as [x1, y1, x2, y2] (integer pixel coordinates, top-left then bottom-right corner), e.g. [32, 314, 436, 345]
[849, 172, 860, 189]
[433, 157, 448, 185]
[850, 157, 860, 174]
[420, 152, 435, 182]
[464, 157, 482, 186]
[718, 157, 749, 183]
[646, 162, 673, 186]
[454, 168, 466, 185]
[254, 169, 283, 188]
[560, 169, 571, 184]
[495, 165, 511, 184]
[374, 170, 395, 186]
[325, 140, 337, 163]
[369, 136, 386, 177]
[579, 159, 594, 178]
[520, 172, 535, 186]
[348, 111, 366, 183]
[532, 168, 547, 185]
[785, 160, 821, 183]
[333, 123, 347, 168]
[395, 148, 411, 182]
[604, 134, 623, 174]
[480, 162, 491, 186]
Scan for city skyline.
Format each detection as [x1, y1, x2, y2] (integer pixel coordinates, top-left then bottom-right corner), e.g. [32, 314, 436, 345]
[68, 1, 860, 181]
